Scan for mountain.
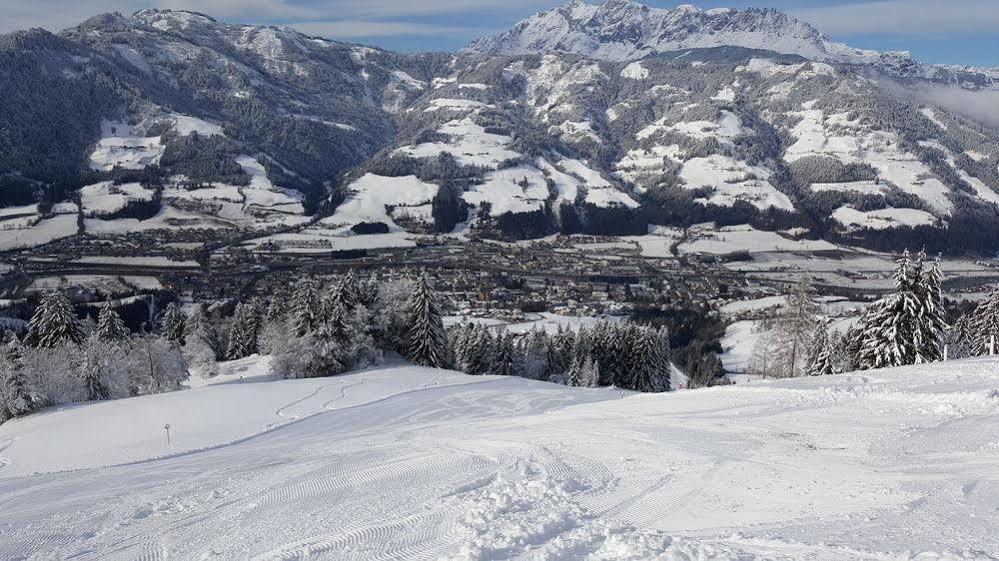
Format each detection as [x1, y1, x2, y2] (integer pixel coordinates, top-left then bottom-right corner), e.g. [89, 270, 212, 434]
[1, 4, 998, 255]
[465, 0, 999, 89]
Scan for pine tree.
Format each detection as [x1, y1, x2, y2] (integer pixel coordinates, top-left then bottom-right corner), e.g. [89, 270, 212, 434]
[579, 355, 600, 388]
[805, 326, 836, 376]
[266, 296, 286, 323]
[858, 254, 922, 369]
[161, 302, 186, 346]
[25, 292, 82, 348]
[96, 301, 129, 342]
[80, 337, 111, 401]
[970, 290, 999, 355]
[291, 277, 320, 336]
[627, 327, 669, 392]
[464, 325, 495, 375]
[405, 273, 451, 368]
[0, 336, 33, 421]
[227, 302, 260, 359]
[913, 254, 947, 362]
[492, 330, 523, 377]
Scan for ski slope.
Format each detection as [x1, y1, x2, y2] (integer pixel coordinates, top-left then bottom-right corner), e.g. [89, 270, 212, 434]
[2, 358, 999, 560]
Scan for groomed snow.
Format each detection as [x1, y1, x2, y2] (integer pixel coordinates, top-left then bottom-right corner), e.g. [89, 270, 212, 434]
[4, 357, 999, 559]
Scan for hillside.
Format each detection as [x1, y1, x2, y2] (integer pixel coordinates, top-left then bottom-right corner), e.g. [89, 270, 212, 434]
[2, 356, 998, 559]
[0, 3, 998, 254]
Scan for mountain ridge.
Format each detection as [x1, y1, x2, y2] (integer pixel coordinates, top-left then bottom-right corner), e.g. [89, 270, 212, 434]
[464, 0, 999, 89]
[1, 4, 998, 256]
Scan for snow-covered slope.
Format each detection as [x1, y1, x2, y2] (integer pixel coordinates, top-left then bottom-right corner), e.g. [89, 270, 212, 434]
[3, 356, 999, 559]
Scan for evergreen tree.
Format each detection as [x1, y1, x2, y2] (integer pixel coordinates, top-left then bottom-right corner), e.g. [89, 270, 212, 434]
[464, 325, 495, 375]
[25, 292, 82, 348]
[227, 302, 260, 359]
[492, 330, 524, 377]
[80, 337, 111, 401]
[266, 295, 286, 323]
[291, 277, 320, 336]
[627, 326, 670, 392]
[161, 302, 186, 346]
[970, 290, 999, 355]
[805, 326, 836, 376]
[913, 254, 947, 362]
[0, 336, 33, 421]
[405, 273, 451, 368]
[96, 301, 129, 342]
[858, 253, 923, 369]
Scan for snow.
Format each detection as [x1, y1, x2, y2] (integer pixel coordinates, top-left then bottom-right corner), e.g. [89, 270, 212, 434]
[720, 319, 759, 373]
[679, 155, 795, 212]
[399, 118, 521, 169]
[425, 98, 494, 112]
[80, 181, 155, 217]
[6, 356, 999, 558]
[0, 213, 78, 251]
[833, 206, 939, 231]
[679, 224, 837, 255]
[638, 110, 747, 143]
[620, 61, 649, 80]
[326, 173, 439, 231]
[462, 166, 550, 216]
[89, 129, 164, 171]
[921, 107, 948, 130]
[810, 180, 888, 196]
[170, 113, 224, 136]
[785, 108, 954, 215]
[712, 86, 736, 102]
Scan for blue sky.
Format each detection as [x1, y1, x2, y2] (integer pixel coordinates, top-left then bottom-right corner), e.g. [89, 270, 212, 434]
[3, 0, 998, 66]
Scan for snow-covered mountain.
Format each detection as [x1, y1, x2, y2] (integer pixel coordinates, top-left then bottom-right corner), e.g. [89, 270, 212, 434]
[465, 0, 999, 88]
[1, 5, 999, 254]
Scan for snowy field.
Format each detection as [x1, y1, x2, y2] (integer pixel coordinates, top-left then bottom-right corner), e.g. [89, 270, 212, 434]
[3, 357, 999, 559]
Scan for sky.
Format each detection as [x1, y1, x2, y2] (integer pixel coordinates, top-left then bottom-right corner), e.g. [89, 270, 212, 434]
[2, 0, 998, 67]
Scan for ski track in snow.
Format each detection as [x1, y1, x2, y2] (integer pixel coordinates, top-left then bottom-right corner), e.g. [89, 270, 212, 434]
[2, 360, 999, 559]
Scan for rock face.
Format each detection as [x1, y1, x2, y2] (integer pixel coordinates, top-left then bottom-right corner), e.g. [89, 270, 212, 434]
[1, 3, 999, 252]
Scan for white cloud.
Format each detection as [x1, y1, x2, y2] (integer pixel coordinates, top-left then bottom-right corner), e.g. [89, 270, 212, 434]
[793, 0, 999, 37]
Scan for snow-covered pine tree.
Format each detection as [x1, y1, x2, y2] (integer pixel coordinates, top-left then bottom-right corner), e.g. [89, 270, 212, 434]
[291, 277, 320, 336]
[805, 325, 836, 376]
[858, 253, 921, 369]
[306, 299, 351, 377]
[79, 337, 111, 401]
[579, 355, 600, 388]
[25, 292, 83, 348]
[465, 325, 495, 375]
[96, 301, 129, 342]
[161, 302, 186, 346]
[0, 336, 33, 421]
[404, 273, 451, 368]
[226, 302, 260, 359]
[492, 330, 524, 377]
[913, 254, 947, 362]
[266, 296, 286, 323]
[970, 290, 999, 355]
[627, 326, 669, 392]
[566, 330, 592, 387]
